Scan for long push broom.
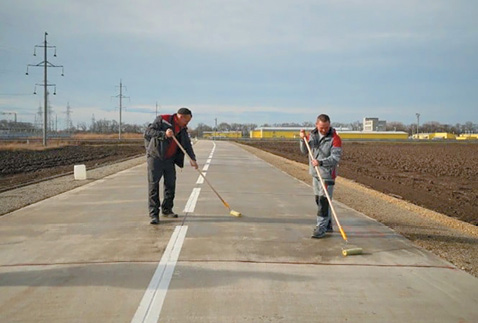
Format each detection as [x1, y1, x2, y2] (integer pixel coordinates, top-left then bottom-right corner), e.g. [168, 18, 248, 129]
[303, 137, 362, 256]
[171, 135, 241, 217]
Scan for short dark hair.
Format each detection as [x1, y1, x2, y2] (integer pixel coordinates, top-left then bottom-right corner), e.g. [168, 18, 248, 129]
[177, 107, 192, 116]
[317, 114, 330, 123]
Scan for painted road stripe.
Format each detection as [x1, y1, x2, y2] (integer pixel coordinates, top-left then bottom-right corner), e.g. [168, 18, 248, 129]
[131, 141, 217, 322]
[202, 163, 210, 171]
[131, 225, 188, 323]
[183, 187, 201, 213]
[196, 173, 205, 184]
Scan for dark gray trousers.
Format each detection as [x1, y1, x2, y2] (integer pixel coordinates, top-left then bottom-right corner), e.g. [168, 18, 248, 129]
[147, 156, 176, 218]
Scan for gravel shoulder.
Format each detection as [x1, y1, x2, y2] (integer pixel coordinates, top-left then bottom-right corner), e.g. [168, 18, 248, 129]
[238, 143, 478, 278]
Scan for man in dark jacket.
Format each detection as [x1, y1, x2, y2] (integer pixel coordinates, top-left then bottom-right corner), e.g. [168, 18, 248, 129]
[144, 107, 198, 224]
[300, 114, 342, 238]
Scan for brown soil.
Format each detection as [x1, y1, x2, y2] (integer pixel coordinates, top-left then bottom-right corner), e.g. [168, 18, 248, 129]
[0, 142, 145, 191]
[240, 140, 478, 226]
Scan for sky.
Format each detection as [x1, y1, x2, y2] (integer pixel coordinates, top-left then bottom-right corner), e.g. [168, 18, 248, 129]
[1, 0, 477, 130]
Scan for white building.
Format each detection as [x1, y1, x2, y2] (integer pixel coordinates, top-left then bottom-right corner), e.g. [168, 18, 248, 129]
[363, 117, 386, 132]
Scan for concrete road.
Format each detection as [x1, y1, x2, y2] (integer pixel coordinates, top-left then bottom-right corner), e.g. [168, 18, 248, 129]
[1, 140, 477, 322]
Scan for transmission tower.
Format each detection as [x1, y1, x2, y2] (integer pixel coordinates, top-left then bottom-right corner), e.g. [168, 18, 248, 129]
[35, 101, 43, 130]
[64, 102, 73, 132]
[26, 32, 64, 146]
[91, 114, 96, 132]
[112, 79, 129, 140]
[416, 113, 420, 135]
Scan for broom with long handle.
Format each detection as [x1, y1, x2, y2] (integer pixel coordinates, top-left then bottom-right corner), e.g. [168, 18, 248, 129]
[303, 136, 362, 256]
[171, 135, 241, 217]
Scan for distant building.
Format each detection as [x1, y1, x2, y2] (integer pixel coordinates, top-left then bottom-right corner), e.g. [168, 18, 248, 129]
[249, 127, 408, 140]
[412, 132, 458, 140]
[457, 133, 478, 140]
[363, 117, 386, 132]
[203, 131, 242, 139]
[249, 127, 312, 139]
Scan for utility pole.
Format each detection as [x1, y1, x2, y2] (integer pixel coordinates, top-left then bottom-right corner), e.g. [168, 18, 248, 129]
[156, 101, 158, 116]
[113, 80, 129, 140]
[36, 102, 43, 130]
[416, 113, 420, 135]
[0, 111, 17, 123]
[26, 32, 64, 146]
[91, 114, 96, 132]
[64, 102, 73, 132]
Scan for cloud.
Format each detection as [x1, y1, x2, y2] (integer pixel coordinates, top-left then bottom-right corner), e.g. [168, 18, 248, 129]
[2, 0, 477, 128]
[4, 0, 442, 53]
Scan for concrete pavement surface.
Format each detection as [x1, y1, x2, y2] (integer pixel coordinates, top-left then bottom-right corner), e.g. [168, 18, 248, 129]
[1, 140, 477, 322]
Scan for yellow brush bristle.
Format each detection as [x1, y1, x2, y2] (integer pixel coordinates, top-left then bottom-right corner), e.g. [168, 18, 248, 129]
[342, 248, 363, 256]
[230, 210, 242, 217]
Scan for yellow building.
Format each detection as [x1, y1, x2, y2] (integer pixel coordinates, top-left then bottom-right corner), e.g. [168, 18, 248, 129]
[249, 127, 313, 139]
[411, 133, 430, 140]
[456, 133, 478, 140]
[203, 131, 242, 139]
[249, 127, 409, 140]
[412, 132, 457, 140]
[431, 132, 456, 139]
[338, 131, 408, 140]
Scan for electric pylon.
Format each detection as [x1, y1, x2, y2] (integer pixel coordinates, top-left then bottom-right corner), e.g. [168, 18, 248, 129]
[112, 80, 129, 139]
[26, 32, 64, 146]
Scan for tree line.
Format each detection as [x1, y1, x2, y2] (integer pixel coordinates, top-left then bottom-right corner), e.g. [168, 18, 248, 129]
[1, 119, 477, 137]
[190, 120, 478, 137]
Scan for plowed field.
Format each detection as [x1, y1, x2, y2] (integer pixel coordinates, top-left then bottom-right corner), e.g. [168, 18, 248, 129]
[241, 141, 478, 226]
[0, 143, 145, 191]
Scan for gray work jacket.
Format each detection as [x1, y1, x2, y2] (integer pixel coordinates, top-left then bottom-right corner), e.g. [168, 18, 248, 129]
[300, 127, 342, 184]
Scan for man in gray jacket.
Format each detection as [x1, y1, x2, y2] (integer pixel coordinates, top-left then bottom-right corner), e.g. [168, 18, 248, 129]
[144, 107, 198, 225]
[300, 114, 342, 238]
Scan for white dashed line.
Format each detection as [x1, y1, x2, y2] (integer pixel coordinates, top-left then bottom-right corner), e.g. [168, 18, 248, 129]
[131, 225, 188, 323]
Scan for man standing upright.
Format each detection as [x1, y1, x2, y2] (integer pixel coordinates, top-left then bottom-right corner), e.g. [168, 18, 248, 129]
[300, 114, 342, 238]
[144, 107, 198, 225]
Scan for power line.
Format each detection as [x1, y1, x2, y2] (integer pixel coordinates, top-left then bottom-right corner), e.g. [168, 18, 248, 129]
[112, 79, 129, 140]
[63, 102, 73, 132]
[0, 111, 17, 122]
[0, 93, 32, 96]
[25, 32, 65, 146]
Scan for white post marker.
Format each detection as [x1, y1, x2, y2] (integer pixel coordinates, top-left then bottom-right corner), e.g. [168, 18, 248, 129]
[74, 164, 87, 180]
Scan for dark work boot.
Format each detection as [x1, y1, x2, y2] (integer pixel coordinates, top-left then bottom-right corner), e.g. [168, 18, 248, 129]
[162, 209, 178, 218]
[311, 226, 326, 239]
[150, 216, 159, 225]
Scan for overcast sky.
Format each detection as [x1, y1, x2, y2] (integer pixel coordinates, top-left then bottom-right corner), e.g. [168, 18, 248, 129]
[1, 0, 477, 129]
